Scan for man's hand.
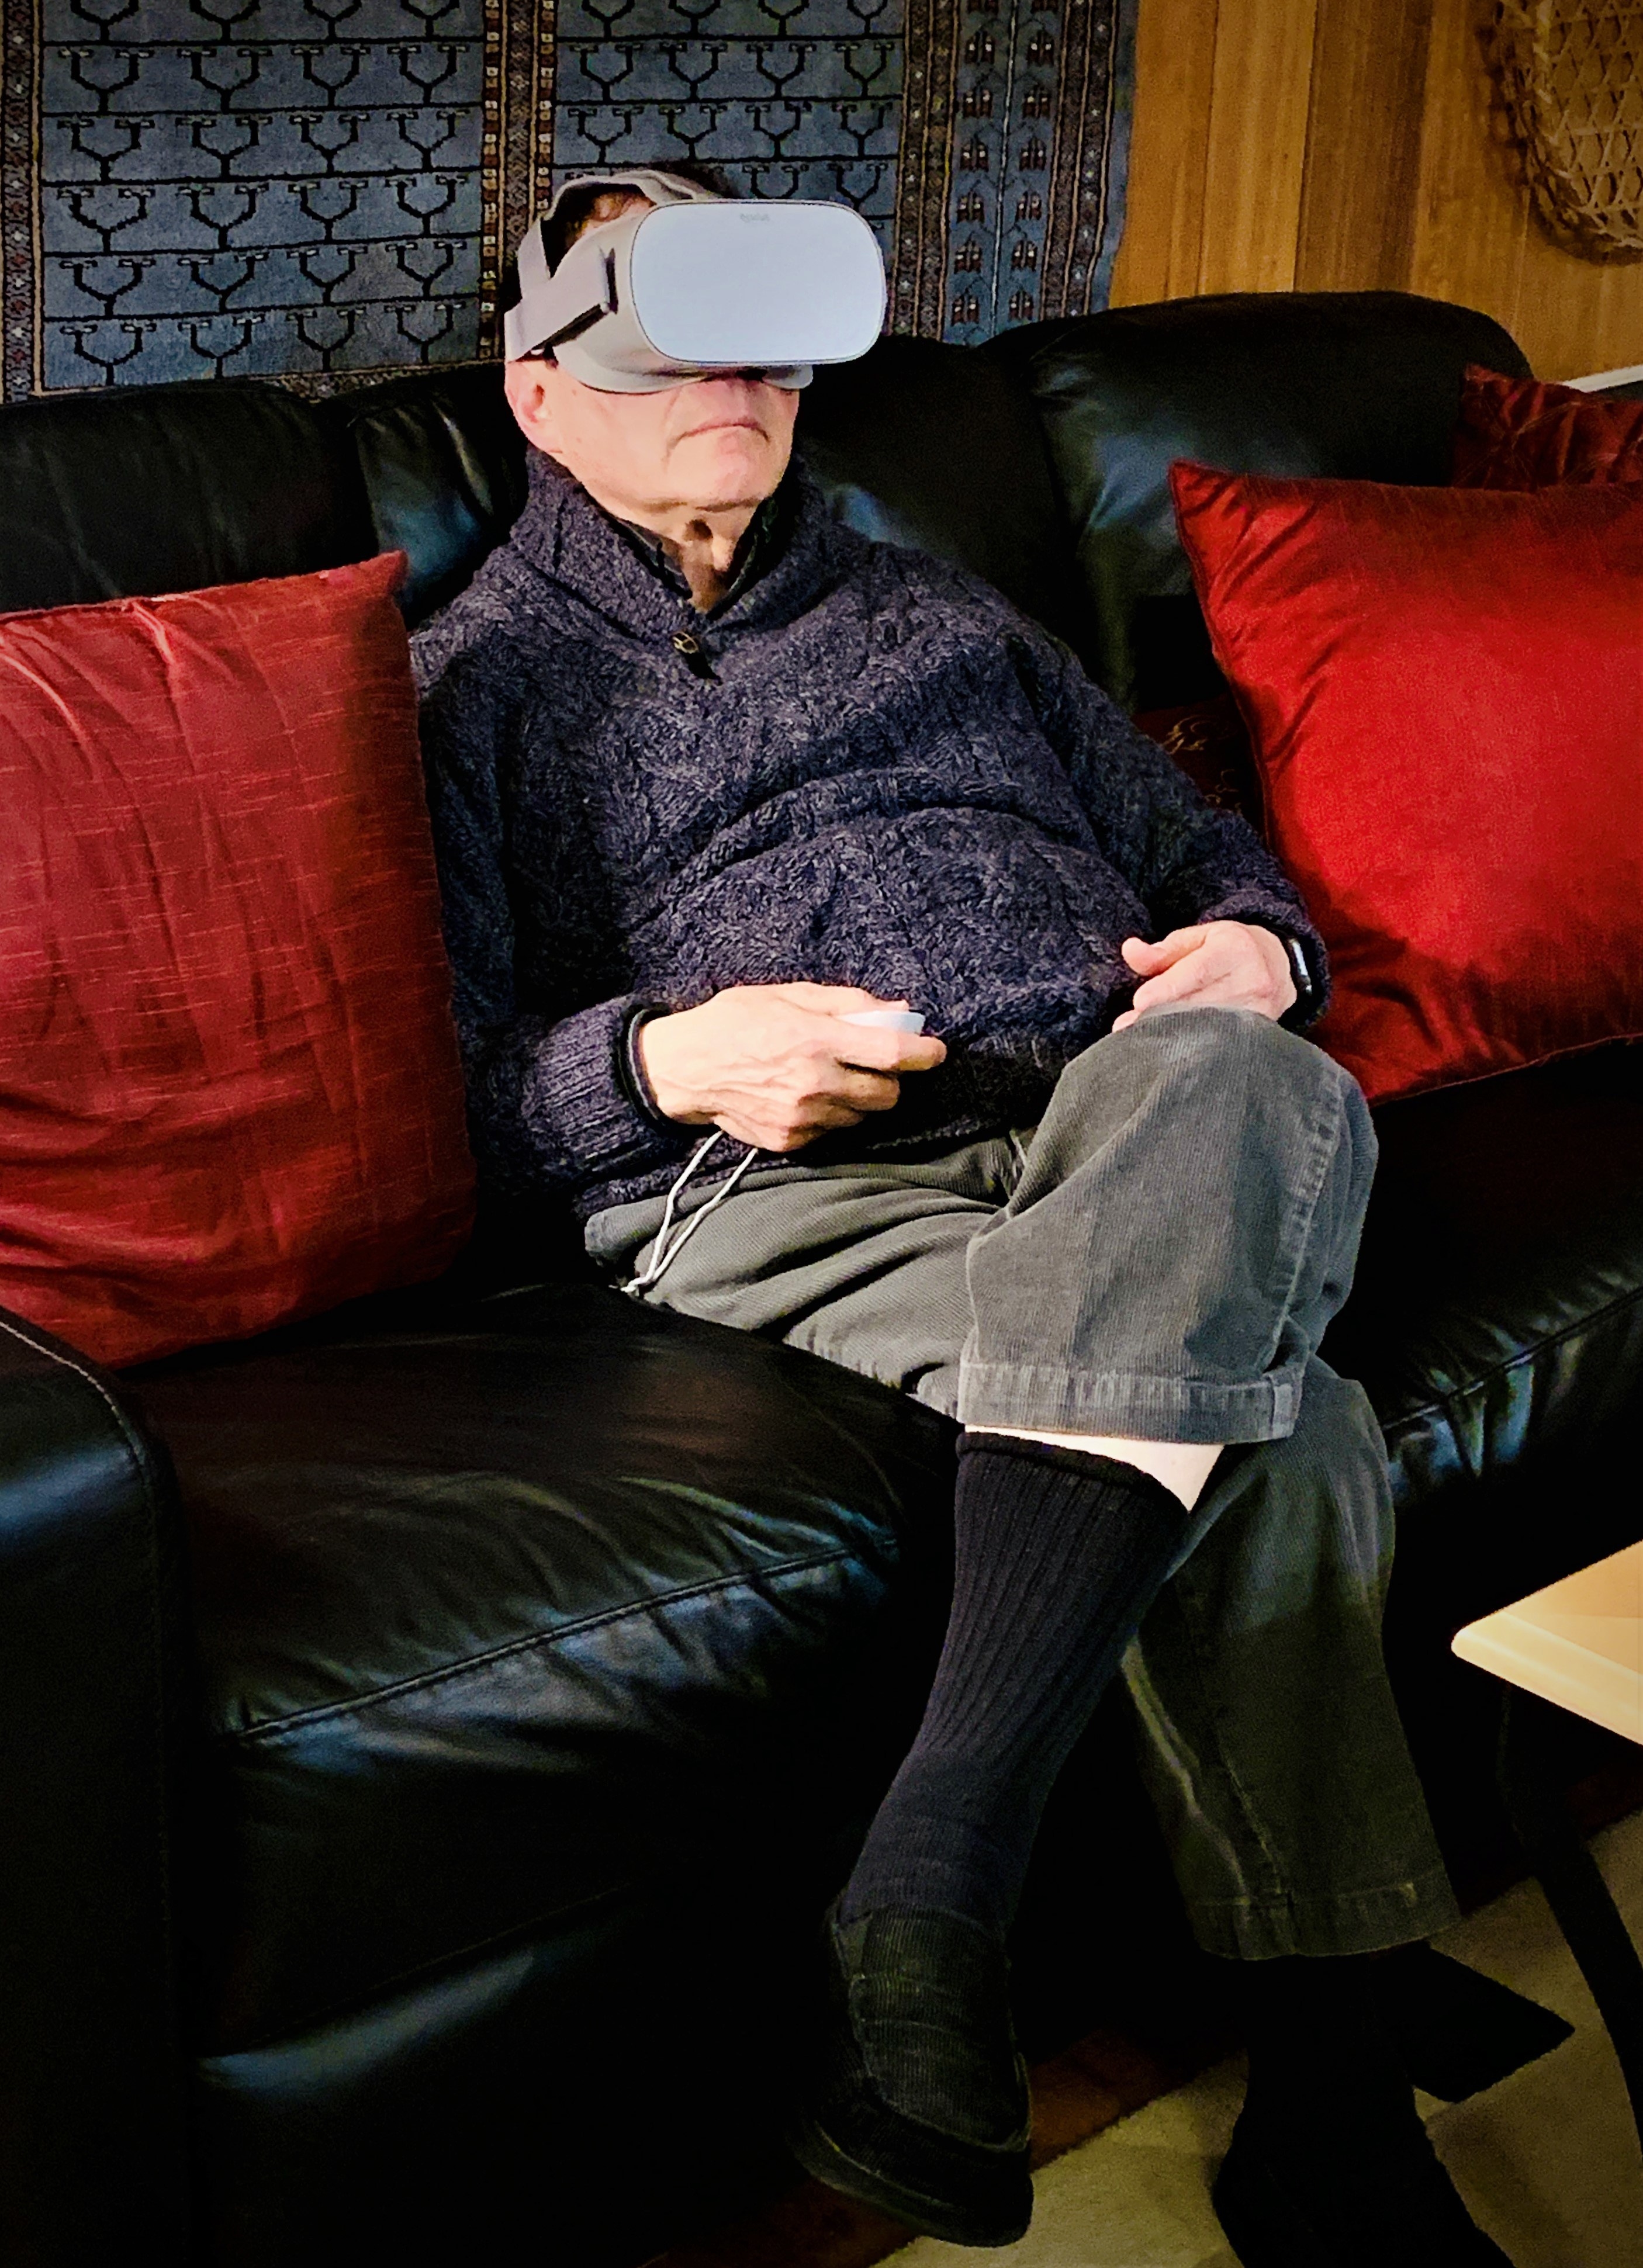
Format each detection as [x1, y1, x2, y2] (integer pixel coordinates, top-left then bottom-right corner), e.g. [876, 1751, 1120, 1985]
[638, 983, 947, 1152]
[1112, 922, 1296, 1032]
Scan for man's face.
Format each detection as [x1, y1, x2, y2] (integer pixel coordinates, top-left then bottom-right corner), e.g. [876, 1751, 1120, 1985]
[503, 188, 799, 522]
[504, 361, 800, 522]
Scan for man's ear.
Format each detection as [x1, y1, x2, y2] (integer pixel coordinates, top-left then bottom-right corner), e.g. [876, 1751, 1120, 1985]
[503, 359, 565, 460]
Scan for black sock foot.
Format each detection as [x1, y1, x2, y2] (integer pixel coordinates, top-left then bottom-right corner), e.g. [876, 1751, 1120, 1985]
[786, 1902, 1033, 2248]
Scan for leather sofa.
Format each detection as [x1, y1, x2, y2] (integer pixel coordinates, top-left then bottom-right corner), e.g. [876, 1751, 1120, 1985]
[4, 290, 1640, 2268]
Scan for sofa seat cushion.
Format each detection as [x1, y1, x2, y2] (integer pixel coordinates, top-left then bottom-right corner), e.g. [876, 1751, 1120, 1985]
[1322, 1045, 1643, 1507]
[130, 1282, 954, 2054]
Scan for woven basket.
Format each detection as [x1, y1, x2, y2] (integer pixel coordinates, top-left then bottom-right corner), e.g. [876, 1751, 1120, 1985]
[1492, 0, 1643, 257]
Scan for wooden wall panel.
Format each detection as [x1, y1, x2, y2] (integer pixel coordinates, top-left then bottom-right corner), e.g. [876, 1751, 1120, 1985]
[1196, 0, 1320, 294]
[1108, 0, 1220, 305]
[1406, 0, 1533, 344]
[1407, 0, 1643, 378]
[1296, 0, 1434, 293]
[1113, 0, 1643, 379]
[1112, 0, 1319, 304]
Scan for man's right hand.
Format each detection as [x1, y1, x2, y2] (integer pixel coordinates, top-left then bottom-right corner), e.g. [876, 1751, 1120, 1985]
[637, 983, 946, 1152]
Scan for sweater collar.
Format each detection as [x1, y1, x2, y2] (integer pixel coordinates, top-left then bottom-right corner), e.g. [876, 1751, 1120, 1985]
[507, 448, 856, 639]
[606, 489, 787, 614]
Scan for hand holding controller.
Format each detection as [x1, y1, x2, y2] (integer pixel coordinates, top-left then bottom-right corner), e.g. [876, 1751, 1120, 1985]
[840, 1009, 927, 1034]
[638, 985, 942, 1152]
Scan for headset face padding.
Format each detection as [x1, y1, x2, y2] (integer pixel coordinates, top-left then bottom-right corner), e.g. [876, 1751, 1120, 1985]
[505, 180, 887, 393]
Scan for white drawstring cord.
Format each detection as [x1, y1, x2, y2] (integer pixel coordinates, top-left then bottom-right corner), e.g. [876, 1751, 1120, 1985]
[621, 1131, 762, 1295]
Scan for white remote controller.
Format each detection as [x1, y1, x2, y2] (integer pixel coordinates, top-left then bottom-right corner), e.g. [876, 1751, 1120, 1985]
[840, 1009, 926, 1033]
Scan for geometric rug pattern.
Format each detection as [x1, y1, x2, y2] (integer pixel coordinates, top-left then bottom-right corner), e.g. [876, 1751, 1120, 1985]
[0, 0, 1133, 397]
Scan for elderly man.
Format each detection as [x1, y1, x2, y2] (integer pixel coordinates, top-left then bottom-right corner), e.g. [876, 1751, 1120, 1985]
[415, 171, 1510, 2267]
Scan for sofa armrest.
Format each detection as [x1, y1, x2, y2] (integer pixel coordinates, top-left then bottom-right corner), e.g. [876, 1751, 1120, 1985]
[0, 1310, 192, 2264]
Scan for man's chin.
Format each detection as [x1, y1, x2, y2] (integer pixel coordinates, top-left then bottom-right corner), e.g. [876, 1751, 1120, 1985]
[667, 436, 788, 514]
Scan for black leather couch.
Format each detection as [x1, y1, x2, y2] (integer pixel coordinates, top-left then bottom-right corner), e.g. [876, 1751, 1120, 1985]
[4, 291, 1641, 2268]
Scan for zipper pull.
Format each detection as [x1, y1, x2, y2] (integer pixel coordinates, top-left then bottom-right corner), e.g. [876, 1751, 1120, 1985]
[672, 631, 717, 683]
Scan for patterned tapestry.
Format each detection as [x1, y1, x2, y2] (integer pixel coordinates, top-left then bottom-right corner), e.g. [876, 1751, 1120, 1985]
[0, 0, 1134, 399]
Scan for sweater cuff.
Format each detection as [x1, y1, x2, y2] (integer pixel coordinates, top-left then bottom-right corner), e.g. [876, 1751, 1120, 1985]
[521, 994, 688, 1183]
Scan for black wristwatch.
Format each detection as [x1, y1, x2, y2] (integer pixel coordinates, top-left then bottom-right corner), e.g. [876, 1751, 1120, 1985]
[618, 1003, 673, 1125]
[1265, 930, 1321, 1024]
[1282, 934, 1316, 1006]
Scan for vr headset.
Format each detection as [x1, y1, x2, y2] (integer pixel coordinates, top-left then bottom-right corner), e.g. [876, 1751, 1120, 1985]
[503, 169, 887, 392]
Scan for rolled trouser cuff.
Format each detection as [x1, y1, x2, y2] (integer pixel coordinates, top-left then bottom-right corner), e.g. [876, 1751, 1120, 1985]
[1184, 1867, 1462, 1962]
[955, 1358, 1306, 1445]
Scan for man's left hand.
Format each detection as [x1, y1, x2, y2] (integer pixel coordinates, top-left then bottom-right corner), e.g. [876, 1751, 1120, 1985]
[1112, 922, 1296, 1031]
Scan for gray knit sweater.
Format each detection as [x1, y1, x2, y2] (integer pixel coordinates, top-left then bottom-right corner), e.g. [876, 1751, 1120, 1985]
[413, 452, 1325, 1220]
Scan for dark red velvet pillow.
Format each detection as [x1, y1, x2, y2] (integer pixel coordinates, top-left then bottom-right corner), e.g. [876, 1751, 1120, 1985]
[1170, 462, 1643, 1107]
[0, 553, 475, 1367]
[1132, 691, 1264, 827]
[1454, 365, 1643, 491]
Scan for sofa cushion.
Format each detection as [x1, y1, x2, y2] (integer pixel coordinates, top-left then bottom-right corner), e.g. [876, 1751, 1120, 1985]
[129, 1052, 1643, 2058]
[1323, 1045, 1643, 1509]
[1454, 365, 1643, 490]
[0, 380, 372, 616]
[984, 292, 1530, 709]
[318, 365, 530, 631]
[1168, 461, 1643, 1106]
[795, 335, 1085, 655]
[130, 1281, 953, 2052]
[0, 555, 475, 1369]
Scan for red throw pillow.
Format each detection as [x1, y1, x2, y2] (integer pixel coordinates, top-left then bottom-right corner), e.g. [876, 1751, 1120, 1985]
[1169, 462, 1643, 1107]
[1454, 365, 1643, 490]
[0, 553, 475, 1367]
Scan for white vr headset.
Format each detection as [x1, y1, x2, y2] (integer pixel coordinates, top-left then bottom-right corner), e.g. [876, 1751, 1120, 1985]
[503, 169, 887, 392]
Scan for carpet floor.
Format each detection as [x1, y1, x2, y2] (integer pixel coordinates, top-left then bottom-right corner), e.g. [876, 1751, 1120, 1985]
[886, 1808, 1643, 2268]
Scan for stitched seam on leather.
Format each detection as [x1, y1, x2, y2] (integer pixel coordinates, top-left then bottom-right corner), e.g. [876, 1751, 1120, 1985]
[212, 1880, 628, 2056]
[0, 1308, 148, 1452]
[1379, 1276, 1643, 1439]
[219, 1542, 871, 1743]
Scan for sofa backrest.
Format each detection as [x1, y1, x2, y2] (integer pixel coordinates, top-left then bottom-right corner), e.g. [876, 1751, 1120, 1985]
[315, 338, 1085, 650]
[985, 290, 1530, 709]
[0, 289, 1529, 710]
[0, 379, 372, 617]
[316, 364, 528, 632]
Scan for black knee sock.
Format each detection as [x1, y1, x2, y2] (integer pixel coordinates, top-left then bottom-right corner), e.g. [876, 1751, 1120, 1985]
[838, 1436, 1187, 1940]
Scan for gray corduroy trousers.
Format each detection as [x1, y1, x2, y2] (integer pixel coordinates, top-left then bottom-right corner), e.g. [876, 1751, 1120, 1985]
[587, 1009, 1459, 1959]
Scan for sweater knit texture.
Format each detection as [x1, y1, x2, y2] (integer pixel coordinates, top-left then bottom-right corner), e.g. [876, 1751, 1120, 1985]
[413, 452, 1326, 1221]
